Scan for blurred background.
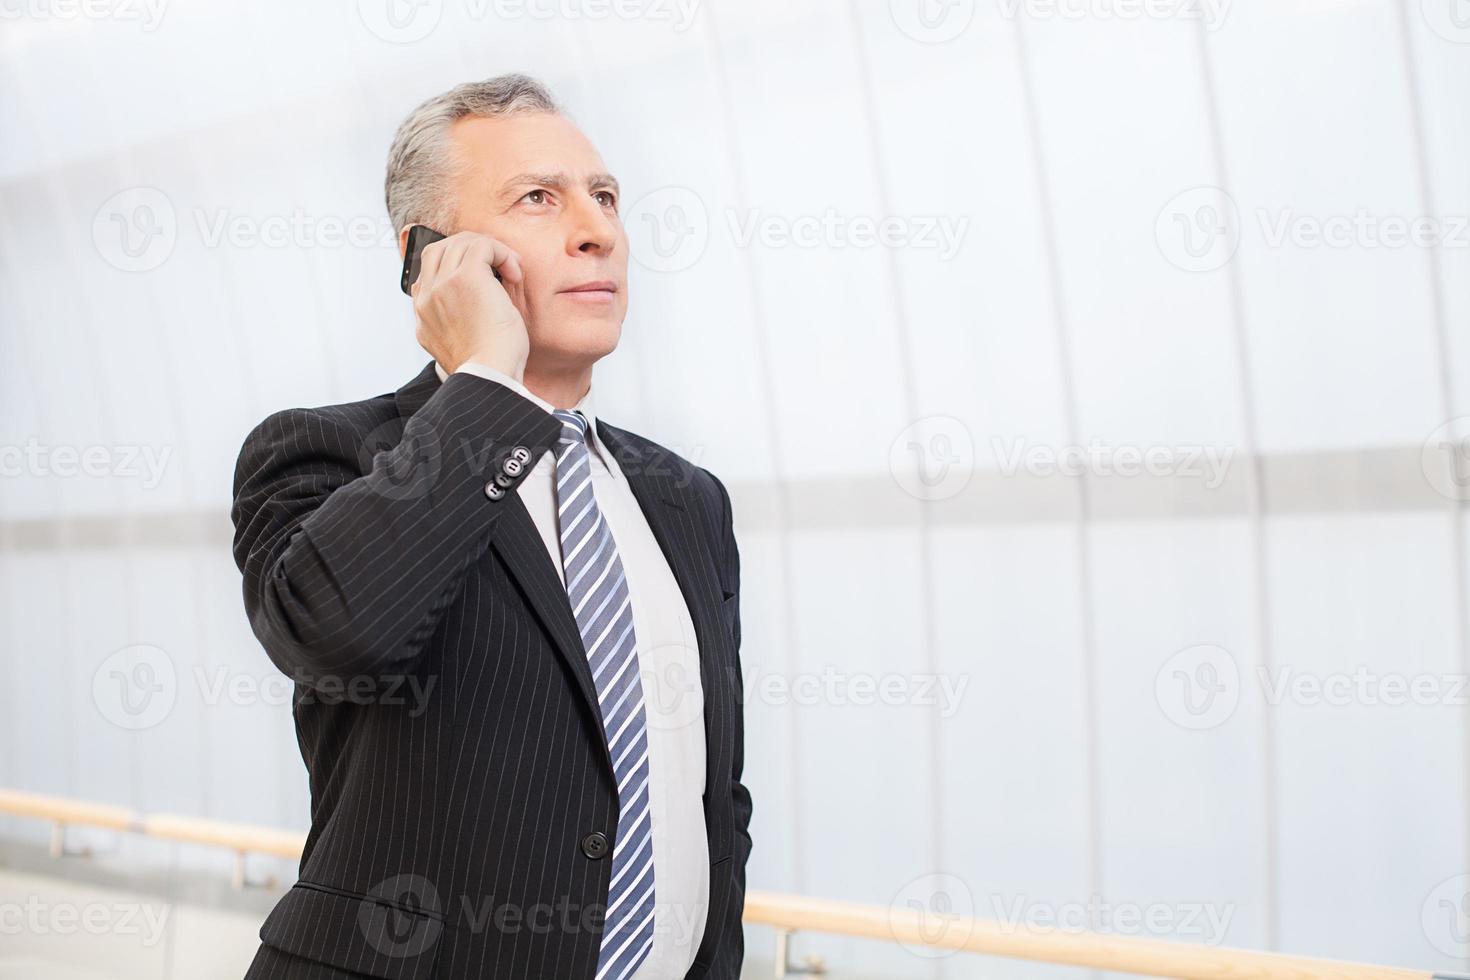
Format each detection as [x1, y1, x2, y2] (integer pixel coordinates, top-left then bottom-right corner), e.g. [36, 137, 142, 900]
[2, 0, 1469, 977]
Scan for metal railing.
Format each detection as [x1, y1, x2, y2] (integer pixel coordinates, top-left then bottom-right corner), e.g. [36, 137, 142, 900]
[0, 788, 1458, 980]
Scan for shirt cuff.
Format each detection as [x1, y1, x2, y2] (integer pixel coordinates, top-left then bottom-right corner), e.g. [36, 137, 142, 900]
[454, 361, 555, 415]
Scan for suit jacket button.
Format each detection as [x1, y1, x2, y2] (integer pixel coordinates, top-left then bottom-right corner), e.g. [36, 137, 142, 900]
[510, 445, 531, 464]
[581, 831, 610, 860]
[503, 456, 524, 477]
[484, 481, 505, 501]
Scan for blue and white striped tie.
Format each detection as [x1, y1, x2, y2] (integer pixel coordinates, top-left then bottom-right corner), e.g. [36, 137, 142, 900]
[551, 409, 656, 980]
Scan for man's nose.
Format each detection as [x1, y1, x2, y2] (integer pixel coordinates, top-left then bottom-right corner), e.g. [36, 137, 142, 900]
[567, 195, 618, 255]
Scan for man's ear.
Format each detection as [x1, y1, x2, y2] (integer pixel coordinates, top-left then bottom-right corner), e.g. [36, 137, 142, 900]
[397, 225, 412, 261]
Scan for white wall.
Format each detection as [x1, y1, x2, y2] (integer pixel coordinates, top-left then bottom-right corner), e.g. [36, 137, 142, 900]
[2, 1, 1467, 975]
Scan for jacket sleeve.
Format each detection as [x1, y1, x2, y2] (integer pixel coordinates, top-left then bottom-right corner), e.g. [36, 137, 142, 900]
[709, 471, 753, 893]
[230, 372, 563, 690]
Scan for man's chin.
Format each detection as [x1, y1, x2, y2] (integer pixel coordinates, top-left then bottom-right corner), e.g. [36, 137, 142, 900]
[528, 320, 623, 366]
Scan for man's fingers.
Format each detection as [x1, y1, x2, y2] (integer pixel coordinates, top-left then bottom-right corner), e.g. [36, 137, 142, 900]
[462, 235, 523, 286]
[437, 233, 477, 281]
[411, 235, 447, 299]
[413, 231, 521, 301]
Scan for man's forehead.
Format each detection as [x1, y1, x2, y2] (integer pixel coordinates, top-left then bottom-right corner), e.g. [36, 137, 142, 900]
[450, 113, 608, 180]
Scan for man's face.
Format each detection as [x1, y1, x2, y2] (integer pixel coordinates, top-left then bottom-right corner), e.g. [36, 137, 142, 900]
[445, 111, 628, 372]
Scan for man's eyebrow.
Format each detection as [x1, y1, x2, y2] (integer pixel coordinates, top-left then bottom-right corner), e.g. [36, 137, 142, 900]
[501, 172, 621, 195]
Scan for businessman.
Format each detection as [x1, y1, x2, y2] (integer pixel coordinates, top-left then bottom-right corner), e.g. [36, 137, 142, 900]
[231, 74, 751, 980]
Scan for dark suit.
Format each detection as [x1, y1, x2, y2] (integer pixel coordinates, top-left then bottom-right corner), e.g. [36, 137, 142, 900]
[230, 362, 751, 980]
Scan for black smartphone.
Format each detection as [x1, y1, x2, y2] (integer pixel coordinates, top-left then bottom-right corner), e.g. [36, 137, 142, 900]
[400, 225, 502, 295]
[400, 224, 445, 295]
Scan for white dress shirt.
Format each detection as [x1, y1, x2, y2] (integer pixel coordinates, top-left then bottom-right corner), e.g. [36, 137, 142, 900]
[435, 360, 710, 979]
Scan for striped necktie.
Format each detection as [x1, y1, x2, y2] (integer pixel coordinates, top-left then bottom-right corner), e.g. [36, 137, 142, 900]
[551, 409, 656, 980]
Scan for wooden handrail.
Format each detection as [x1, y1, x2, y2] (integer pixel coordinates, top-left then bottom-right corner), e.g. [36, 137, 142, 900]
[743, 890, 1441, 980]
[0, 788, 1451, 980]
[0, 788, 136, 833]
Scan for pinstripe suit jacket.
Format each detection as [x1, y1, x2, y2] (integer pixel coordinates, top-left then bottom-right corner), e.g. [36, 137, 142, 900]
[230, 361, 751, 980]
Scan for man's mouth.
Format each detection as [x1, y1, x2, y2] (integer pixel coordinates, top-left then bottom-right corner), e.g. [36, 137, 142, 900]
[559, 280, 618, 303]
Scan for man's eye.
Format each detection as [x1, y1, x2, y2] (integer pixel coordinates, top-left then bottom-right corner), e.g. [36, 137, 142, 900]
[595, 190, 617, 208]
[523, 189, 548, 205]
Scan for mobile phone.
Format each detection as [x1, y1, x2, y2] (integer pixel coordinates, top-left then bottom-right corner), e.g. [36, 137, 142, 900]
[400, 225, 503, 295]
[400, 224, 445, 295]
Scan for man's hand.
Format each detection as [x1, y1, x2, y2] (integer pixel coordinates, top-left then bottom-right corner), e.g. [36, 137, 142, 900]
[411, 231, 530, 381]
